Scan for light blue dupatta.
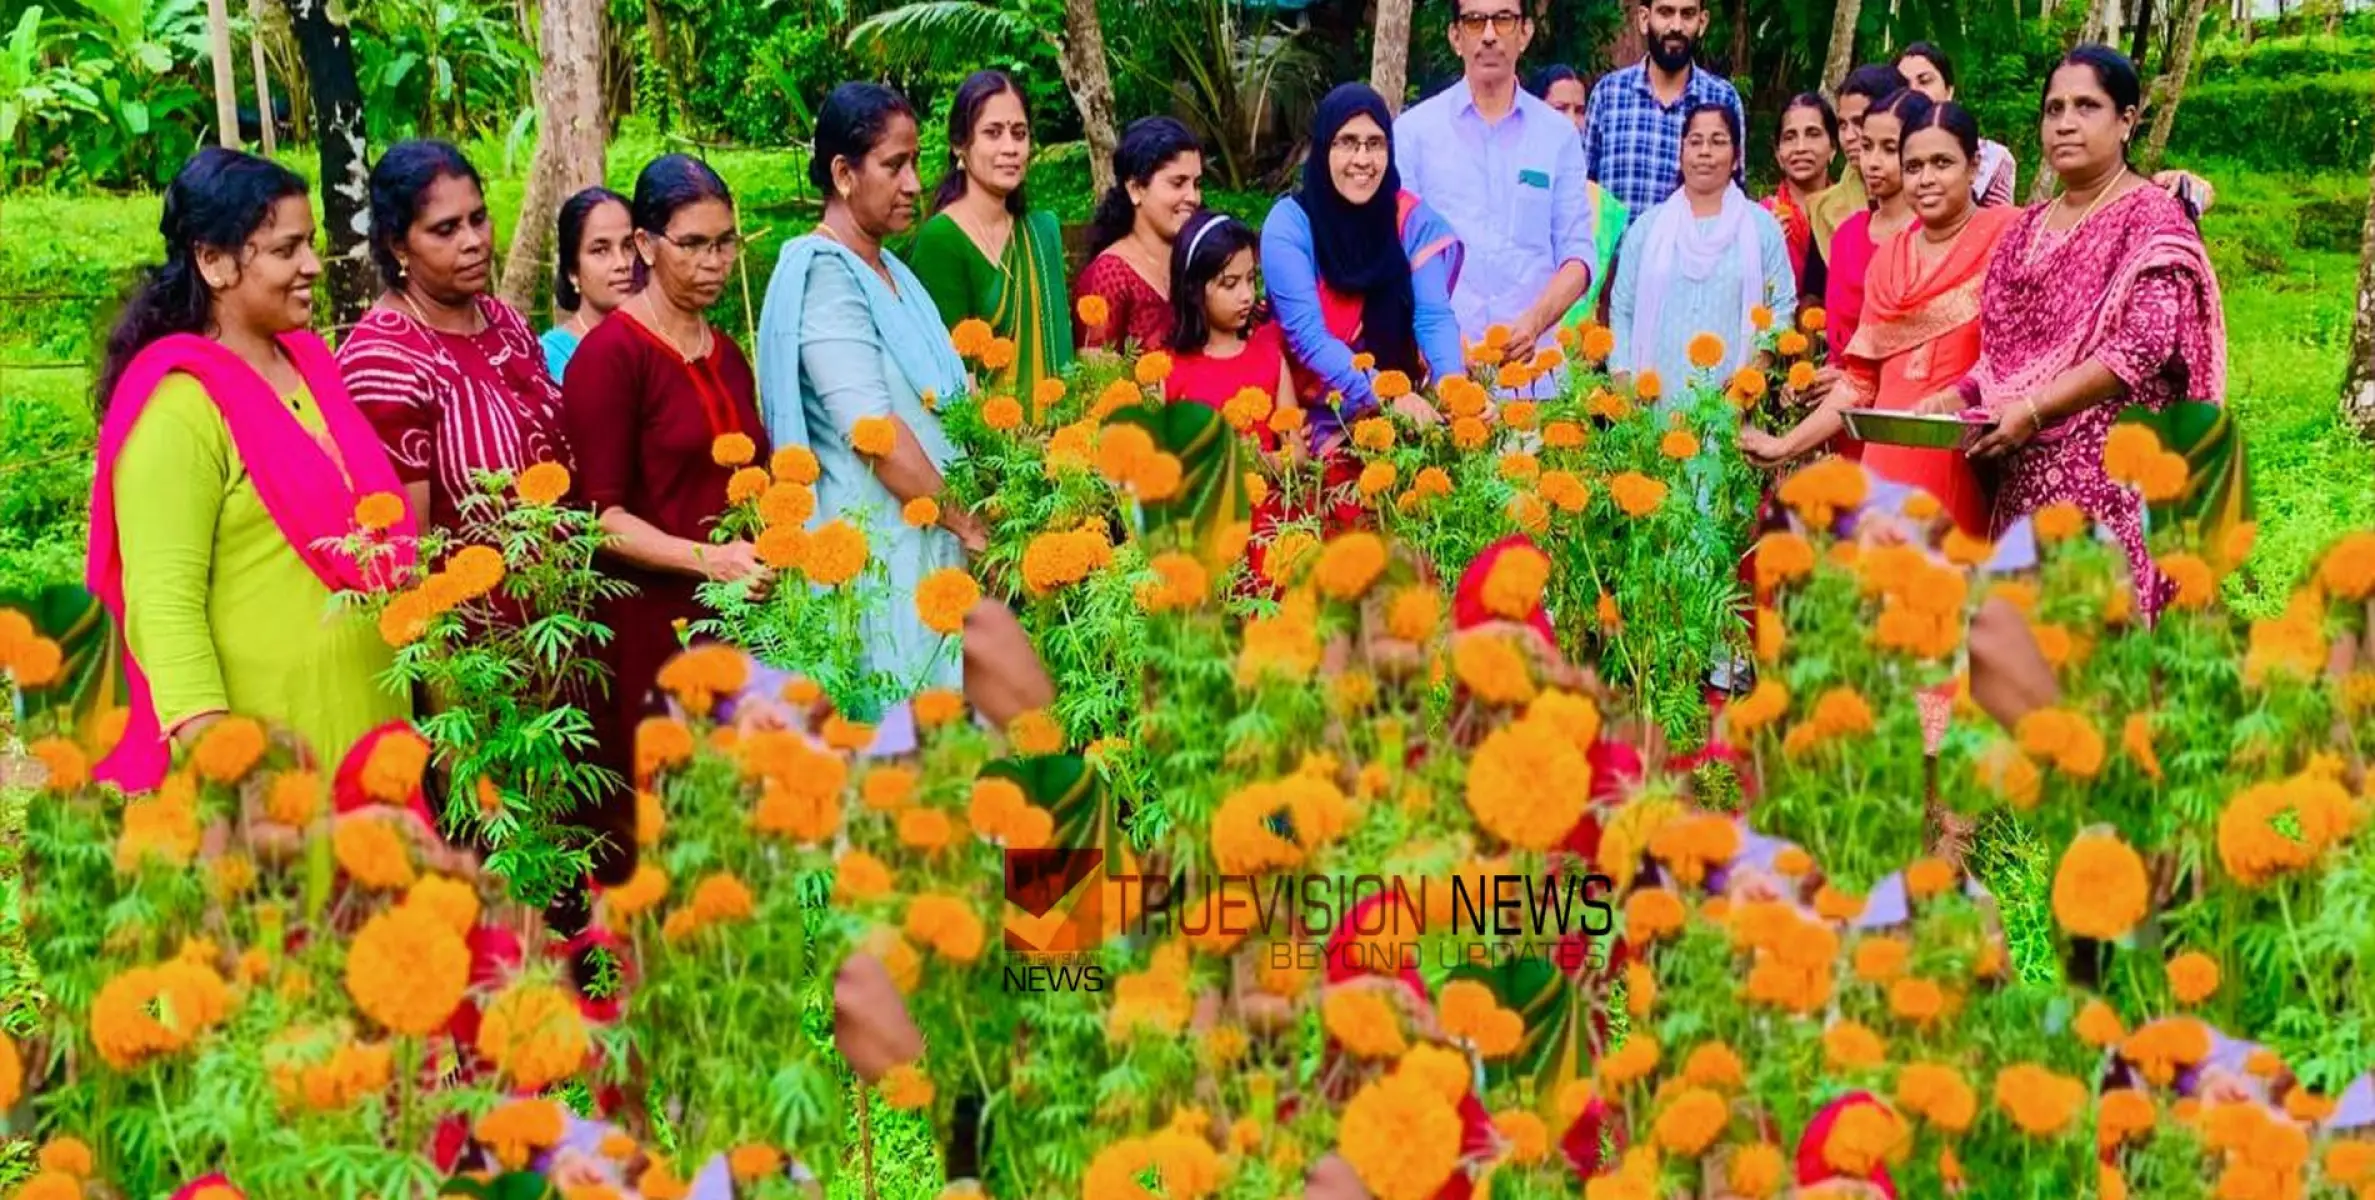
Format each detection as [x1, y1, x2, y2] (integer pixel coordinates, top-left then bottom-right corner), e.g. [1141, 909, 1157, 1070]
[757, 233, 969, 458]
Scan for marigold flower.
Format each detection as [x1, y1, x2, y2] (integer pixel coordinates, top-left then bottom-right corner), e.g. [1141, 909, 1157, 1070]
[753, 774, 841, 843]
[191, 715, 268, 784]
[1852, 935, 1910, 984]
[2016, 707, 2106, 778]
[2051, 830, 2149, 940]
[1823, 1020, 1885, 1071]
[912, 688, 965, 728]
[804, 518, 870, 586]
[1539, 470, 1590, 513]
[690, 873, 756, 926]
[1896, 1063, 1977, 1133]
[1133, 351, 1173, 386]
[1886, 977, 1946, 1025]
[1313, 532, 1390, 601]
[950, 317, 994, 358]
[904, 893, 985, 961]
[503, 460, 569, 506]
[2120, 1017, 2212, 1087]
[1992, 1063, 2086, 1136]
[1577, 323, 1616, 362]
[476, 1098, 566, 1170]
[1478, 545, 1550, 621]
[1786, 360, 1818, 392]
[344, 904, 470, 1037]
[604, 865, 669, 921]
[1608, 471, 1667, 517]
[353, 491, 407, 533]
[1659, 427, 1702, 460]
[709, 432, 756, 468]
[897, 807, 955, 853]
[478, 982, 589, 1091]
[1007, 708, 1064, 756]
[1679, 1041, 1744, 1092]
[914, 567, 981, 636]
[1354, 460, 1397, 500]
[1075, 294, 1109, 330]
[2160, 950, 2220, 1006]
[1686, 332, 1726, 369]
[1452, 633, 1538, 707]
[1137, 551, 1211, 613]
[1624, 888, 1686, 945]
[114, 779, 201, 871]
[2096, 1087, 2156, 1149]
[1450, 415, 1489, 449]
[34, 1137, 93, 1179]
[1020, 525, 1114, 594]
[1820, 1100, 1907, 1178]
[1337, 1072, 1462, 1200]
[722, 1144, 785, 1183]
[1653, 1087, 1731, 1155]
[1599, 1033, 1662, 1091]
[333, 816, 416, 891]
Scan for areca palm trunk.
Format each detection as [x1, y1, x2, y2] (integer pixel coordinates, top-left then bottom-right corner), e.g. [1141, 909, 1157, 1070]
[281, 0, 371, 326]
[2141, 0, 2208, 172]
[1056, 0, 1121, 197]
[2343, 149, 2375, 438]
[1370, 0, 1414, 113]
[1821, 0, 1861, 91]
[498, 0, 606, 314]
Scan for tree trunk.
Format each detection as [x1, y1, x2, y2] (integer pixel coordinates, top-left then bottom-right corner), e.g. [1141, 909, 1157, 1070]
[642, 0, 688, 131]
[281, 0, 372, 328]
[2141, 0, 2208, 172]
[2129, 0, 2156, 68]
[248, 0, 276, 156]
[497, 0, 606, 315]
[1821, 0, 1863, 92]
[2080, 0, 2122, 45]
[206, 0, 240, 147]
[2343, 148, 2375, 439]
[1054, 0, 1121, 199]
[1727, 0, 1750, 84]
[1369, 0, 1414, 114]
[1609, 13, 1646, 69]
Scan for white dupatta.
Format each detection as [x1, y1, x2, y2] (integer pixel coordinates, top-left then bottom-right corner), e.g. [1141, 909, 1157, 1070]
[1627, 183, 1765, 381]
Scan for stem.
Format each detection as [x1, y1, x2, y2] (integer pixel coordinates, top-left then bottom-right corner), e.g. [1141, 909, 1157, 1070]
[150, 1062, 190, 1178]
[2273, 881, 2330, 1017]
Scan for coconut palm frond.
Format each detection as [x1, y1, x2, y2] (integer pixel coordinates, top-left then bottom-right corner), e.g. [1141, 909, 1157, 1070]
[844, 0, 1050, 71]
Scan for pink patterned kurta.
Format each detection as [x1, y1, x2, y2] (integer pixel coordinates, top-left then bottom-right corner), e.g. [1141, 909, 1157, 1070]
[1959, 185, 2227, 614]
[339, 296, 574, 535]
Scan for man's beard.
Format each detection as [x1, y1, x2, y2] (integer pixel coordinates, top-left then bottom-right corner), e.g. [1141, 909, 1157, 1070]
[1647, 32, 1696, 72]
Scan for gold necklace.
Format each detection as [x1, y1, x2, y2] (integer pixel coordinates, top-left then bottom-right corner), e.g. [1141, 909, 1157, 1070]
[815, 221, 900, 290]
[636, 292, 711, 361]
[2036, 169, 2129, 255]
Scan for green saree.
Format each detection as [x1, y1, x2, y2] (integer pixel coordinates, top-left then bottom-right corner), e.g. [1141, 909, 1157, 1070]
[909, 209, 1076, 393]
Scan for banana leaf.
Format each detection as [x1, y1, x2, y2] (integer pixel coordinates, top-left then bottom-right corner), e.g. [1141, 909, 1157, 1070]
[1106, 401, 1252, 573]
[433, 1172, 562, 1199]
[2116, 400, 2251, 557]
[1, 582, 122, 739]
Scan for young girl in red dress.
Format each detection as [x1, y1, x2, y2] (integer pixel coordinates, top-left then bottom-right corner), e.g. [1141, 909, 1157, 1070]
[1161, 211, 1291, 453]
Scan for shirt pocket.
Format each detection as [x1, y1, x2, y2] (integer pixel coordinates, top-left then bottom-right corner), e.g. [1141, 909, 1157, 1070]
[1510, 178, 1556, 252]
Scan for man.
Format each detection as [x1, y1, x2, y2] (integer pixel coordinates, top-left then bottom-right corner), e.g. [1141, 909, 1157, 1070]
[1395, 0, 1597, 366]
[1580, 0, 1747, 221]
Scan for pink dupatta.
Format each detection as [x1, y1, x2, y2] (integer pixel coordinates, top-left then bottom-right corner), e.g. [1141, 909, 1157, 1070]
[87, 331, 416, 793]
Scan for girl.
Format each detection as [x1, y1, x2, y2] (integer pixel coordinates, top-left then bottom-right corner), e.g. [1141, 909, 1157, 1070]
[1162, 210, 1292, 449]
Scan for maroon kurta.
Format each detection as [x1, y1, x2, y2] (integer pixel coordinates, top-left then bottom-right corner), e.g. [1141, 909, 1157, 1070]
[558, 308, 767, 881]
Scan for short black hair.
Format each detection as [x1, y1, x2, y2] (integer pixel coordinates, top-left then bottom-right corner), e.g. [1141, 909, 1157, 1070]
[367, 140, 483, 291]
[1900, 99, 1981, 162]
[2047, 43, 2143, 115]
[1682, 100, 1742, 165]
[1530, 64, 1583, 98]
[811, 81, 918, 194]
[1894, 41, 1956, 90]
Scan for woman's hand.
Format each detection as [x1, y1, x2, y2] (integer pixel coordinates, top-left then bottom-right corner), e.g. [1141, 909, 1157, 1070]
[1965, 402, 2040, 461]
[697, 540, 774, 600]
[940, 503, 990, 556]
[1911, 388, 1964, 416]
[1737, 427, 1792, 469]
[172, 711, 226, 750]
[1391, 393, 1444, 427]
[1798, 365, 1843, 407]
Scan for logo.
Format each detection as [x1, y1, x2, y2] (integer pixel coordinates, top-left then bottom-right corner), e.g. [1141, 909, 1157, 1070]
[1003, 847, 1108, 992]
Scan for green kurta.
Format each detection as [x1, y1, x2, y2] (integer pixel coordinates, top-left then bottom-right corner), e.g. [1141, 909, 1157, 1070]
[114, 374, 407, 770]
[908, 208, 1076, 393]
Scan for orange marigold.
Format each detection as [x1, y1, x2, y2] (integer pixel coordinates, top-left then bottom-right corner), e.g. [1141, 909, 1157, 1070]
[1686, 333, 1726, 369]
[1992, 1063, 2087, 1137]
[333, 816, 416, 891]
[515, 461, 572, 505]
[710, 432, 756, 468]
[1608, 471, 1667, 518]
[354, 490, 406, 532]
[915, 567, 981, 635]
[344, 905, 470, 1037]
[804, 519, 870, 586]
[1314, 532, 1391, 601]
[1652, 1087, 1731, 1156]
[2050, 830, 2149, 940]
[1337, 1072, 1462, 1200]
[478, 982, 590, 1091]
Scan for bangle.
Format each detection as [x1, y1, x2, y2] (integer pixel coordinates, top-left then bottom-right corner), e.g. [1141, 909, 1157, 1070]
[2023, 399, 2043, 432]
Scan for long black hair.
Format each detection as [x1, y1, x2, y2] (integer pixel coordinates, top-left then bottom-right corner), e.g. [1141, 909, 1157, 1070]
[367, 139, 483, 291]
[1168, 210, 1261, 355]
[814, 81, 917, 196]
[97, 147, 309, 414]
[1297, 83, 1418, 380]
[932, 70, 1029, 217]
[1086, 117, 1203, 256]
[1682, 100, 1743, 171]
[1837, 63, 1907, 105]
[630, 154, 734, 290]
[553, 186, 629, 312]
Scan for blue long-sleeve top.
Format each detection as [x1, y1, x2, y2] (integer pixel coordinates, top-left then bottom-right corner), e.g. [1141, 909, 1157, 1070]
[1260, 194, 1466, 435]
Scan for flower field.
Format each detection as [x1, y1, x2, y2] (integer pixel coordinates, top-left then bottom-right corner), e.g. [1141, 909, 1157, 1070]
[3, 300, 2374, 1199]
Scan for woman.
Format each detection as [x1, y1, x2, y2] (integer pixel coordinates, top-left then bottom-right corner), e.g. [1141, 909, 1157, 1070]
[340, 140, 572, 537]
[1609, 102, 1796, 392]
[1822, 87, 1926, 367]
[1745, 101, 2017, 536]
[1894, 41, 2018, 206]
[1531, 65, 1627, 325]
[1763, 92, 1840, 305]
[559, 154, 768, 885]
[1949, 45, 2226, 612]
[757, 82, 1053, 724]
[88, 148, 412, 792]
[1261, 82, 1465, 445]
[540, 186, 636, 381]
[1072, 117, 1205, 353]
[908, 70, 1074, 393]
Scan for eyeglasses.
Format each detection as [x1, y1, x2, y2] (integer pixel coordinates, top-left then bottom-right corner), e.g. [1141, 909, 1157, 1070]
[1455, 10, 1526, 35]
[657, 231, 743, 261]
[1330, 134, 1390, 157]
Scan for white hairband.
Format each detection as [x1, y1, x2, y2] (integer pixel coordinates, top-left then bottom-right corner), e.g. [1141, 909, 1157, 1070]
[1182, 214, 1225, 266]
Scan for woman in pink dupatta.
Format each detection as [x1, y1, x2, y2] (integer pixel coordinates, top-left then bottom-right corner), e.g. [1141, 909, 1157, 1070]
[87, 148, 414, 794]
[1951, 47, 2225, 614]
